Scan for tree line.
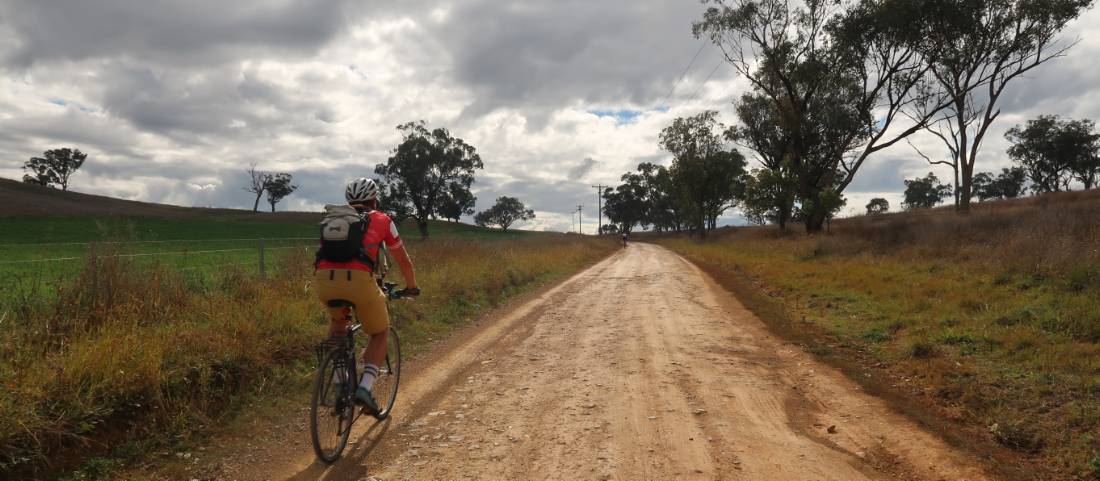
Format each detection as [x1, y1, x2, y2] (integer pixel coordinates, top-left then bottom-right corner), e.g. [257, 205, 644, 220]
[20, 147, 304, 213]
[603, 0, 1091, 233]
[601, 111, 747, 237]
[877, 114, 1100, 212]
[18, 121, 537, 237]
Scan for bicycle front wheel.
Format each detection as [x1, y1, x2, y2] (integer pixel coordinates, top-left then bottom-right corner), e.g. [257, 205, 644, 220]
[372, 326, 402, 419]
[310, 349, 355, 463]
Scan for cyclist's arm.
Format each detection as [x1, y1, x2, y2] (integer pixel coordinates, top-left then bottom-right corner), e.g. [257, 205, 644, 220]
[390, 244, 417, 289]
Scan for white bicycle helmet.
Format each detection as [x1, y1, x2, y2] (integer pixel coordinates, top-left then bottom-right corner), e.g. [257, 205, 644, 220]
[345, 177, 380, 204]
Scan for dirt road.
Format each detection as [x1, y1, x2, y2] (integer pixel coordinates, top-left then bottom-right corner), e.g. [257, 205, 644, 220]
[241, 243, 992, 481]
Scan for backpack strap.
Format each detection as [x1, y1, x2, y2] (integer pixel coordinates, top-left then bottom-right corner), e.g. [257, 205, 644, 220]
[354, 212, 377, 270]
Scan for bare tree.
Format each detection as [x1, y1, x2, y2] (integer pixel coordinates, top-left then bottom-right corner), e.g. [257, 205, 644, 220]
[244, 163, 271, 212]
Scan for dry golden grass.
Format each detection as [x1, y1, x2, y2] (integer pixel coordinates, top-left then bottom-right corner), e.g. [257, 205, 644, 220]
[656, 190, 1100, 480]
[0, 234, 615, 479]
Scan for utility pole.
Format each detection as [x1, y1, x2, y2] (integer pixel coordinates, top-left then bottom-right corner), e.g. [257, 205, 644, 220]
[576, 205, 583, 234]
[591, 184, 604, 235]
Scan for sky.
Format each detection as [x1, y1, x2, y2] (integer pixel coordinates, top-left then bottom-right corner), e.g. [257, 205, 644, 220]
[1, 0, 1098, 232]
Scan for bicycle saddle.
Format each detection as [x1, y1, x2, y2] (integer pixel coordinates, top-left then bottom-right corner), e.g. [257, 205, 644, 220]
[326, 299, 356, 308]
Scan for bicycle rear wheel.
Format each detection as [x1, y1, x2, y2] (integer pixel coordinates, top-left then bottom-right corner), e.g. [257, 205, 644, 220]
[310, 349, 355, 463]
[371, 326, 402, 419]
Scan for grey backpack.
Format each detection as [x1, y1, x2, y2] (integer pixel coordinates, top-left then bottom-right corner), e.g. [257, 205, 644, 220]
[316, 204, 373, 267]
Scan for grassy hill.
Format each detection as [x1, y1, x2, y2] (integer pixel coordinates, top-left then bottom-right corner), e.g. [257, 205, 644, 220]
[656, 189, 1100, 480]
[0, 176, 533, 241]
[0, 177, 537, 300]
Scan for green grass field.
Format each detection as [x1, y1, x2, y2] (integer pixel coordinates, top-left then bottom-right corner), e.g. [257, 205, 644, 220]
[0, 216, 538, 301]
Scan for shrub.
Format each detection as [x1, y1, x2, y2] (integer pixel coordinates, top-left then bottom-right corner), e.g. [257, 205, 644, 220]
[989, 419, 1043, 453]
[1088, 454, 1100, 480]
[906, 339, 938, 359]
[858, 329, 890, 343]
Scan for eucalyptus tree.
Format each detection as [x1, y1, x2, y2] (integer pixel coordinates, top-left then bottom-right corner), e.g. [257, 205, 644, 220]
[602, 183, 648, 234]
[23, 148, 87, 191]
[908, 0, 1093, 211]
[659, 111, 747, 237]
[866, 197, 890, 215]
[740, 168, 798, 228]
[972, 167, 1028, 200]
[1006, 115, 1100, 192]
[695, 0, 952, 232]
[473, 196, 534, 231]
[264, 173, 297, 212]
[903, 172, 953, 209]
[436, 183, 477, 222]
[376, 121, 484, 238]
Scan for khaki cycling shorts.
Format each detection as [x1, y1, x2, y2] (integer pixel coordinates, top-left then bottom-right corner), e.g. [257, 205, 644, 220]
[314, 269, 389, 335]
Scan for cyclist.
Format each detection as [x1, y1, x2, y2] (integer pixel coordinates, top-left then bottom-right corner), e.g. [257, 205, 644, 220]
[314, 177, 419, 413]
[621, 231, 628, 247]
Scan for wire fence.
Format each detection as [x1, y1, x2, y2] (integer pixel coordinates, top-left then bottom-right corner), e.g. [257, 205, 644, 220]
[0, 237, 318, 301]
[0, 237, 316, 247]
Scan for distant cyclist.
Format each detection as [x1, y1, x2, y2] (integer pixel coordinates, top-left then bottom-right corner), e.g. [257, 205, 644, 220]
[621, 232, 628, 247]
[314, 177, 419, 413]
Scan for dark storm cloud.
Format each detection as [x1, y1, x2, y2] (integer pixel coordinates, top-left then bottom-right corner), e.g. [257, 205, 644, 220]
[97, 65, 334, 141]
[0, 107, 144, 160]
[999, 56, 1100, 119]
[567, 157, 599, 179]
[1, 0, 350, 67]
[433, 0, 715, 118]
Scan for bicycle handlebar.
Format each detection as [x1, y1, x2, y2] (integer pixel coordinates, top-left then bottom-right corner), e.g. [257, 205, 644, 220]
[382, 282, 419, 300]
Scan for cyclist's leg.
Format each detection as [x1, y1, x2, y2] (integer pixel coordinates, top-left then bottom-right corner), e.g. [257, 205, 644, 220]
[362, 329, 388, 366]
[338, 271, 389, 409]
[356, 275, 390, 367]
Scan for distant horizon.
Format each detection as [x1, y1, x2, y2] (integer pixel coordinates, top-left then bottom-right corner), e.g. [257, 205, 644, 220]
[2, 174, 750, 233]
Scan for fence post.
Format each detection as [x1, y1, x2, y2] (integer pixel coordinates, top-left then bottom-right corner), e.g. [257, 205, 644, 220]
[258, 238, 266, 279]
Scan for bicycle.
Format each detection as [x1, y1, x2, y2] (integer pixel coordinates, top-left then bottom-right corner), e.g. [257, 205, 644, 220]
[309, 281, 412, 463]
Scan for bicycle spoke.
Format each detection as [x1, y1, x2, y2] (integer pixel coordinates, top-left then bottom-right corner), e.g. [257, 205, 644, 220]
[311, 350, 354, 463]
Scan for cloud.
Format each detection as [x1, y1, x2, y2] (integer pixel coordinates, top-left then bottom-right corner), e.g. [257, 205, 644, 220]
[0, 0, 1096, 227]
[1, 0, 351, 67]
[430, 0, 719, 119]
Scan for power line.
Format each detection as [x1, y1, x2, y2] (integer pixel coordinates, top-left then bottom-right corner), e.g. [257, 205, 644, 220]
[661, 42, 708, 107]
[0, 247, 256, 261]
[0, 236, 316, 247]
[0, 244, 313, 265]
[687, 61, 725, 105]
[591, 184, 605, 235]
